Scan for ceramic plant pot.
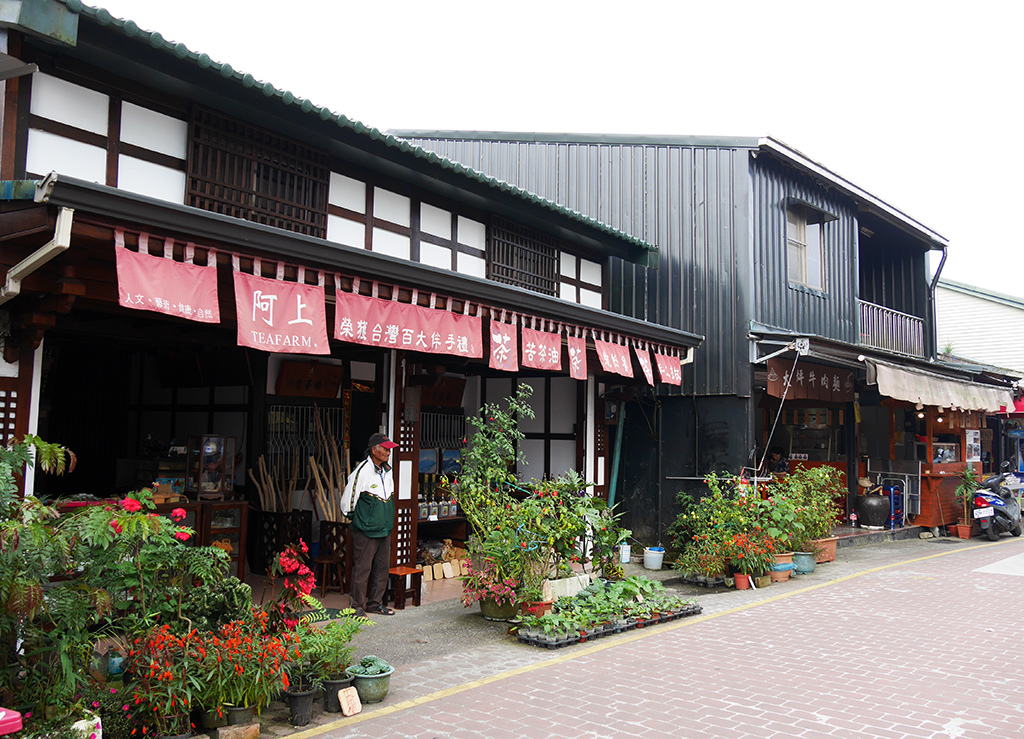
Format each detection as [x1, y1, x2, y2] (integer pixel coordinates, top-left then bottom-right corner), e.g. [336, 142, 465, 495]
[346, 666, 395, 704]
[792, 551, 816, 574]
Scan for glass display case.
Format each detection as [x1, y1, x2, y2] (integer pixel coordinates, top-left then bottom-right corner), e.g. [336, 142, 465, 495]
[186, 435, 236, 497]
[201, 501, 248, 580]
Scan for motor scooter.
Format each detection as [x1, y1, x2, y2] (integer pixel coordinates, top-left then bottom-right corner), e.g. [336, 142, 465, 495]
[973, 461, 1023, 541]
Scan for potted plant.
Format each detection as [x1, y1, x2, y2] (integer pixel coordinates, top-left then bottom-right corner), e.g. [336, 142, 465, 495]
[460, 549, 520, 621]
[216, 611, 296, 723]
[954, 465, 981, 539]
[345, 655, 394, 704]
[724, 530, 778, 589]
[297, 610, 374, 713]
[783, 466, 845, 563]
[124, 625, 200, 739]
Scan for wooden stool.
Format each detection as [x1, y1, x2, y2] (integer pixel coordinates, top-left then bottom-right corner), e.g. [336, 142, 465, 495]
[313, 554, 345, 597]
[387, 566, 423, 609]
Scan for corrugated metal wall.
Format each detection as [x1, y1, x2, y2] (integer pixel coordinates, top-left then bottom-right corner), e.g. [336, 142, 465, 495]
[750, 155, 859, 343]
[936, 287, 1024, 374]
[403, 136, 752, 398]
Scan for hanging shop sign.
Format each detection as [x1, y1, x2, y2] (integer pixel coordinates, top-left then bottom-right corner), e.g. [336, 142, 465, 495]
[654, 351, 681, 386]
[567, 336, 588, 381]
[115, 234, 219, 323]
[521, 327, 562, 371]
[334, 291, 482, 359]
[767, 358, 854, 403]
[595, 339, 633, 379]
[633, 344, 654, 386]
[234, 270, 329, 354]
[489, 320, 518, 371]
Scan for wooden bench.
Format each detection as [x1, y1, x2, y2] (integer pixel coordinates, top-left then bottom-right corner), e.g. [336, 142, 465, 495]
[387, 565, 423, 609]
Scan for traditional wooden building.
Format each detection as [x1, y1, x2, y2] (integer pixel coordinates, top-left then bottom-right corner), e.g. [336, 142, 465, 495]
[0, 1, 701, 571]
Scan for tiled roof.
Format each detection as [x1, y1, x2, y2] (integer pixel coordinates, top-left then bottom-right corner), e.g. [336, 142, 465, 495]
[59, 0, 657, 256]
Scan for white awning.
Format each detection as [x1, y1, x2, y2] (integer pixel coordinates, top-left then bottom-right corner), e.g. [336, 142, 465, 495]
[865, 360, 1013, 412]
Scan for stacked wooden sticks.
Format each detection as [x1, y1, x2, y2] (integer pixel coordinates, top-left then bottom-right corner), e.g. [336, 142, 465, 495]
[248, 451, 300, 513]
[308, 408, 349, 522]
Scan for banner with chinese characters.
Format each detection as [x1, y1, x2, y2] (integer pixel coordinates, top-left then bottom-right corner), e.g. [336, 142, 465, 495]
[633, 344, 654, 386]
[521, 327, 562, 371]
[766, 358, 855, 402]
[654, 352, 682, 386]
[567, 336, 588, 380]
[595, 339, 633, 378]
[116, 246, 219, 323]
[334, 291, 482, 358]
[234, 271, 329, 354]
[489, 321, 518, 371]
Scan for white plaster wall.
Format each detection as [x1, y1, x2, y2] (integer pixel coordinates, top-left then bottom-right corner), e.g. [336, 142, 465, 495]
[458, 216, 486, 249]
[420, 242, 451, 270]
[326, 214, 365, 248]
[579, 288, 602, 309]
[420, 203, 451, 238]
[560, 283, 576, 302]
[26, 129, 106, 182]
[372, 227, 410, 260]
[118, 155, 187, 203]
[31, 73, 108, 134]
[580, 258, 602, 287]
[373, 188, 410, 227]
[120, 103, 187, 159]
[560, 252, 576, 278]
[456, 252, 486, 279]
[329, 173, 365, 212]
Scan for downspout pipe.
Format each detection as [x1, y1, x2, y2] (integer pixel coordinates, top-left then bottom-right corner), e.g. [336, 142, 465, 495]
[0, 206, 74, 306]
[927, 246, 948, 360]
[606, 401, 626, 511]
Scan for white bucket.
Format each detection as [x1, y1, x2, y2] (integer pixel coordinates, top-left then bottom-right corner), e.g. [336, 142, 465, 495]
[619, 543, 631, 564]
[643, 546, 665, 570]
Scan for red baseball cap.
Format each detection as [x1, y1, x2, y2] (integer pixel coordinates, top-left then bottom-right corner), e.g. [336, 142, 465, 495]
[368, 432, 398, 449]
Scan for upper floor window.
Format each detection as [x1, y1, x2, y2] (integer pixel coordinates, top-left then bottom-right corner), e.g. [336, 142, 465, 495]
[187, 107, 330, 238]
[787, 204, 828, 291]
[488, 217, 558, 296]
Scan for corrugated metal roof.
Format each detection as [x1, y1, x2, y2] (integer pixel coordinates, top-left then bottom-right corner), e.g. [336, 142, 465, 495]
[46, 1, 656, 257]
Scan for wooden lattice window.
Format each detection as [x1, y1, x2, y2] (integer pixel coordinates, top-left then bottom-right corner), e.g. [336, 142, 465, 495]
[0, 387, 17, 447]
[187, 107, 329, 238]
[488, 217, 558, 296]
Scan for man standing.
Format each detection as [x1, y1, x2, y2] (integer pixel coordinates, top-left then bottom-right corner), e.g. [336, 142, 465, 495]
[341, 431, 398, 617]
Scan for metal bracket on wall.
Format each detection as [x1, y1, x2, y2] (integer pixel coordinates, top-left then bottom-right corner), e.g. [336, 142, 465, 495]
[753, 337, 810, 364]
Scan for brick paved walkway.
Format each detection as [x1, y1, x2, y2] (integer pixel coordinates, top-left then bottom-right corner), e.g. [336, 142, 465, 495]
[287, 537, 1024, 739]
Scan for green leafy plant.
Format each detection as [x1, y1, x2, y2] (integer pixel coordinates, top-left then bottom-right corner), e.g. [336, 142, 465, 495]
[347, 654, 392, 676]
[724, 530, 778, 576]
[778, 466, 845, 550]
[955, 464, 981, 523]
[297, 610, 374, 679]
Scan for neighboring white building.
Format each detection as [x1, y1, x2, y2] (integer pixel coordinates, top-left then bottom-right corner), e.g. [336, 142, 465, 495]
[936, 279, 1024, 377]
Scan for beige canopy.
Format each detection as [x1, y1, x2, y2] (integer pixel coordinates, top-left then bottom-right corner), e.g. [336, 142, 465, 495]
[865, 359, 1013, 412]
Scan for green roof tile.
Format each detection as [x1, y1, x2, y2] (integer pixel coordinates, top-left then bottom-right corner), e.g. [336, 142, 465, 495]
[63, 1, 657, 255]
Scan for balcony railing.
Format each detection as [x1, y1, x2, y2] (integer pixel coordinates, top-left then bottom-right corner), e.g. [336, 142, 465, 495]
[858, 300, 925, 358]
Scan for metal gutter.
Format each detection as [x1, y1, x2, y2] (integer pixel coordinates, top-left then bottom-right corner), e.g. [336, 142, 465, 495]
[37, 174, 704, 350]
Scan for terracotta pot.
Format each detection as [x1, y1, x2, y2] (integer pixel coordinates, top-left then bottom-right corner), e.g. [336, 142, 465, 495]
[952, 523, 973, 540]
[734, 573, 751, 590]
[519, 600, 554, 617]
[769, 568, 792, 583]
[813, 537, 838, 564]
[773, 552, 794, 565]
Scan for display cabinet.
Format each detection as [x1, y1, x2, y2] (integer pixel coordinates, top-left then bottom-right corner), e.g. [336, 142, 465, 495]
[199, 501, 248, 580]
[186, 436, 236, 497]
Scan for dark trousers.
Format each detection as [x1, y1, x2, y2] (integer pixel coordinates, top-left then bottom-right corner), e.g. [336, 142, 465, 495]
[349, 528, 390, 611]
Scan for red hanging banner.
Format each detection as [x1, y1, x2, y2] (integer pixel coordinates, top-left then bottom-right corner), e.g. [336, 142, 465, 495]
[654, 352, 682, 386]
[521, 327, 562, 371]
[567, 336, 588, 381]
[334, 291, 482, 358]
[489, 321, 518, 372]
[233, 270, 329, 354]
[116, 246, 219, 323]
[595, 339, 633, 378]
[633, 344, 654, 386]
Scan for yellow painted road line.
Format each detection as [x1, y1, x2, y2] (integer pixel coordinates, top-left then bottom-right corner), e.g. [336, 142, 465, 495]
[291, 537, 1021, 738]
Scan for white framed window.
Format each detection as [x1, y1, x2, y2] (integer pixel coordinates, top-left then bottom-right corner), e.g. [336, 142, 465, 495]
[786, 204, 827, 291]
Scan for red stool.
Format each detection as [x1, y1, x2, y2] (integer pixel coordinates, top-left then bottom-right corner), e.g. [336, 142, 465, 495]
[387, 566, 423, 609]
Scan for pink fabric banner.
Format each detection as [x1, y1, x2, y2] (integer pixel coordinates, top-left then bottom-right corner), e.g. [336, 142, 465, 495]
[233, 271, 329, 354]
[655, 352, 682, 386]
[489, 321, 518, 372]
[521, 327, 562, 371]
[116, 246, 219, 323]
[595, 339, 633, 378]
[634, 344, 654, 386]
[567, 336, 588, 381]
[334, 291, 482, 358]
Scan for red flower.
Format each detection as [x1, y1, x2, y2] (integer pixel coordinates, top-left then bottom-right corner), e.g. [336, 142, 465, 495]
[170, 508, 187, 522]
[121, 497, 142, 513]
[174, 531, 191, 542]
[110, 520, 123, 534]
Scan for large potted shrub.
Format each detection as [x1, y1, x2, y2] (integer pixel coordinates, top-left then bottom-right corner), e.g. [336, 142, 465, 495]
[297, 610, 374, 712]
[953, 465, 981, 539]
[782, 466, 845, 563]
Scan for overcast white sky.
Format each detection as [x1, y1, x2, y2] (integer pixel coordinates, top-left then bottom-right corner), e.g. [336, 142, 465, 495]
[94, 0, 1020, 296]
